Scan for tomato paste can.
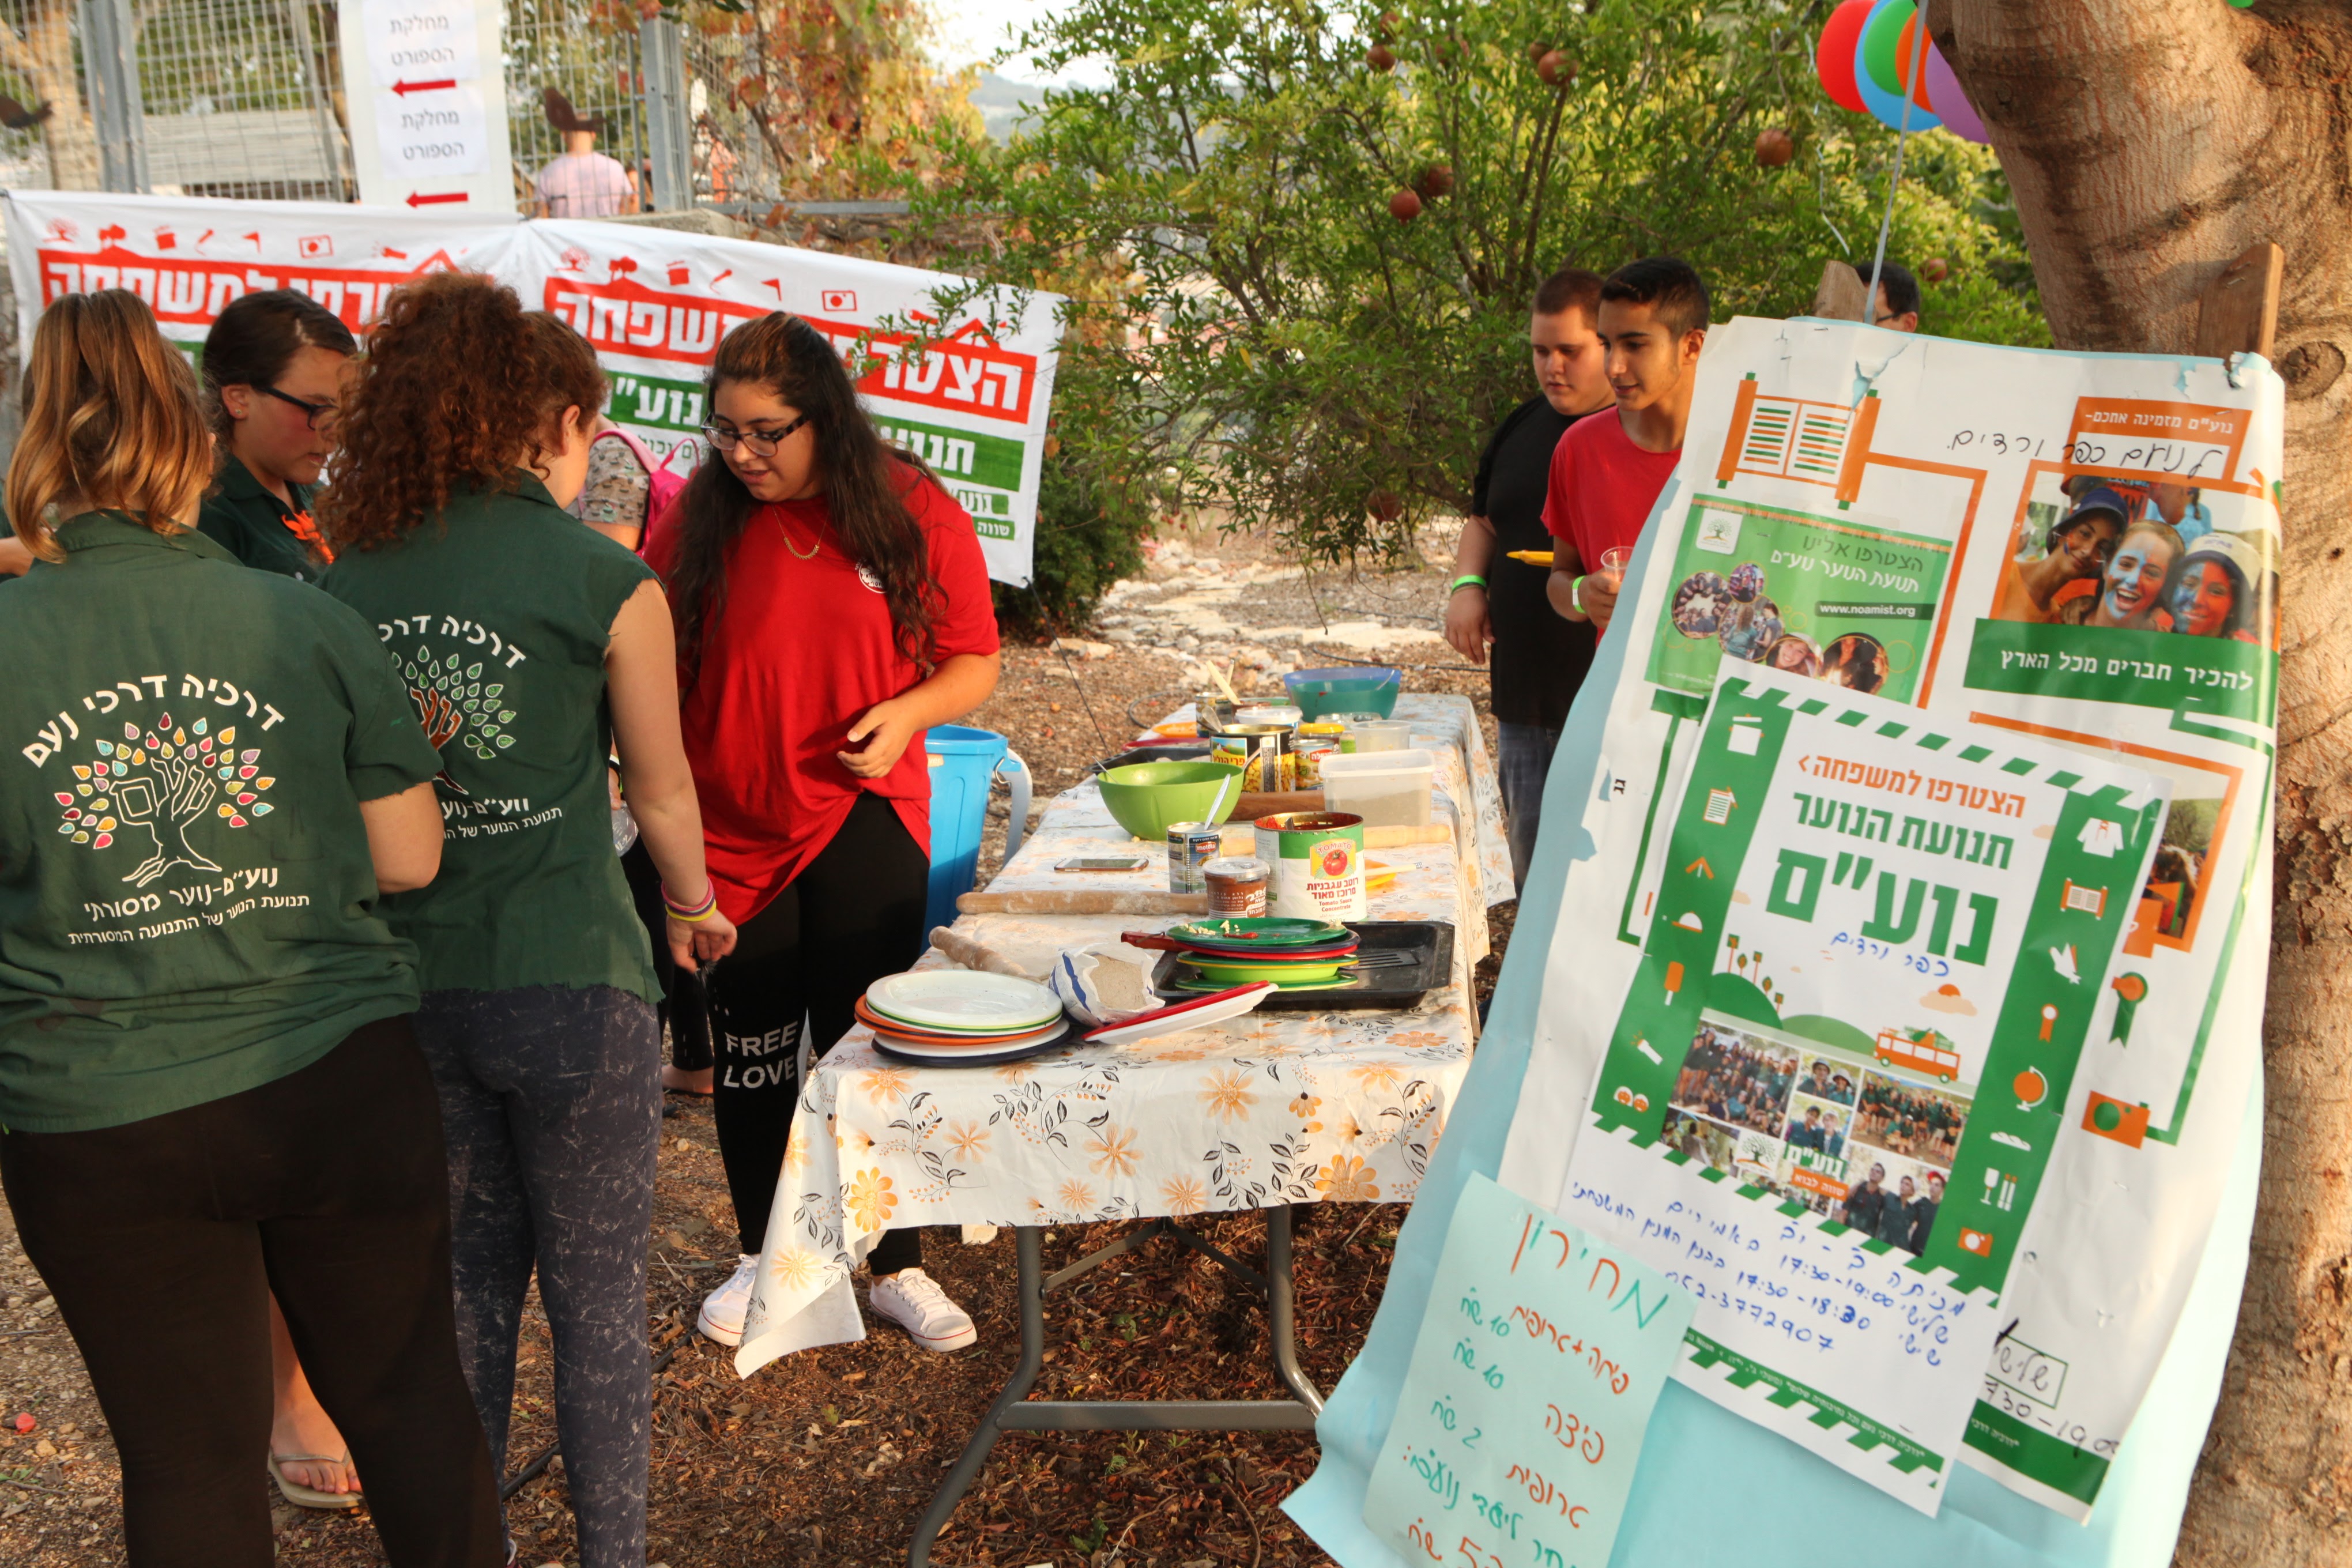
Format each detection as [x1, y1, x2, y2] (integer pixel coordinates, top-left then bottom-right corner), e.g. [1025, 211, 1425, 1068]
[1252, 811, 1367, 921]
[1203, 855, 1271, 917]
[1167, 821, 1223, 894]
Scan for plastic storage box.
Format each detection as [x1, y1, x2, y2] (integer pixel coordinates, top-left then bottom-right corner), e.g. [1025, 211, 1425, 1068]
[1316, 748, 1435, 828]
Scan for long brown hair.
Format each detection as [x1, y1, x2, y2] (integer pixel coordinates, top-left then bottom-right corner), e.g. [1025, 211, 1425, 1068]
[322, 272, 604, 548]
[7, 289, 212, 562]
[666, 312, 941, 681]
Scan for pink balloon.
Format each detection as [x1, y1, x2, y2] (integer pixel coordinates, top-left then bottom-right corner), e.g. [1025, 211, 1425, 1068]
[1924, 45, 1988, 143]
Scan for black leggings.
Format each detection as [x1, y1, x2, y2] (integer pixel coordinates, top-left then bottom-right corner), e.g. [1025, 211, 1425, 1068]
[708, 791, 926, 1269]
[0, 1018, 503, 1568]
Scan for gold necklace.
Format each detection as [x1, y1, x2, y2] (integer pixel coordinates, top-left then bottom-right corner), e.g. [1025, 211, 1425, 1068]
[773, 510, 821, 560]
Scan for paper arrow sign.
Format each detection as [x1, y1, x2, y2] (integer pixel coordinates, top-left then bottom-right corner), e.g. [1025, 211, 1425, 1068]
[391, 78, 457, 95]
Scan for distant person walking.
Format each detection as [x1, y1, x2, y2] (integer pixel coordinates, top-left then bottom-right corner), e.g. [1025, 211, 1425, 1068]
[533, 89, 639, 219]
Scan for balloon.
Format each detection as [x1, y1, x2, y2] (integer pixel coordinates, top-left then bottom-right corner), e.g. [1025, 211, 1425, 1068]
[1815, 0, 1872, 115]
[1853, 0, 1942, 132]
[1922, 44, 1989, 142]
[1893, 15, 1938, 112]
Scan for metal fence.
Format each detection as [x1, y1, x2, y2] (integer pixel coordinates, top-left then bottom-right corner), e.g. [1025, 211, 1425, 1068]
[0, 0, 685, 212]
[503, 0, 647, 213]
[678, 22, 785, 207]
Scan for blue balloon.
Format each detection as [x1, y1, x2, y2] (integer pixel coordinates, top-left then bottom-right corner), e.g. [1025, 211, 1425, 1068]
[1852, 0, 1943, 133]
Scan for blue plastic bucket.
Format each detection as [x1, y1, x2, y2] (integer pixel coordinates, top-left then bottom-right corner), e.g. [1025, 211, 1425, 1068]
[924, 725, 1028, 941]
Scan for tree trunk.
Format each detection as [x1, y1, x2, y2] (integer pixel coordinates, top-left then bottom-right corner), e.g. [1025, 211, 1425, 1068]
[25, 0, 98, 190]
[1929, 2, 2352, 1561]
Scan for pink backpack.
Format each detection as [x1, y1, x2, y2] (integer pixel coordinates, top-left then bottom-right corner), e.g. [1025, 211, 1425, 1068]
[591, 426, 688, 558]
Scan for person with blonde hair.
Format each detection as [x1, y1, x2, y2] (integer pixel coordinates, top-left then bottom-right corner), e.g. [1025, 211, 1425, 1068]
[0, 288, 502, 1564]
[322, 272, 733, 1568]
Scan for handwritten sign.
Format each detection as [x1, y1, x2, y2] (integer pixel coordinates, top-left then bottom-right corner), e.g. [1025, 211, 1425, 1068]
[1364, 1174, 1693, 1568]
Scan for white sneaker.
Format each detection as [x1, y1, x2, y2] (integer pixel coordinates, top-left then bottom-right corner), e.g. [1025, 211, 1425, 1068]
[696, 1254, 759, 1346]
[866, 1268, 978, 1352]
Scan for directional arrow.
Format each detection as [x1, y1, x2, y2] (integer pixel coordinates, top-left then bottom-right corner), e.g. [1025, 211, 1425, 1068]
[391, 78, 457, 95]
[405, 190, 469, 207]
[1684, 856, 1715, 879]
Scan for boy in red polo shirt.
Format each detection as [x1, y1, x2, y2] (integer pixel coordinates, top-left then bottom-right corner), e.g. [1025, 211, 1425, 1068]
[1544, 257, 1711, 636]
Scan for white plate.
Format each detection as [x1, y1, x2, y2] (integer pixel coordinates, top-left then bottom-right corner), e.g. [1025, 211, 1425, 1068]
[866, 970, 1064, 1032]
[870, 1019, 1069, 1053]
[1083, 983, 1278, 1047]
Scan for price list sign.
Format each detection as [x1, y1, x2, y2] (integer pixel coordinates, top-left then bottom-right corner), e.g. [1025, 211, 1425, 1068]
[1364, 1174, 1693, 1568]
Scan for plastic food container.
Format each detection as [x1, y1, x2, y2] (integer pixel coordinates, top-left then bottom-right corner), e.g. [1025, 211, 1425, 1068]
[1284, 666, 1401, 721]
[1316, 748, 1435, 828]
[1345, 719, 1414, 754]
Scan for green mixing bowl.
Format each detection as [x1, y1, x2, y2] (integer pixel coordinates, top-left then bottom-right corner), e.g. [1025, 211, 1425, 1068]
[1096, 760, 1245, 841]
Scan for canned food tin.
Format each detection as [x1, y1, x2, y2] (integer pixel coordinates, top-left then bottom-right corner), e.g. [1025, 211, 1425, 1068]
[1252, 811, 1368, 921]
[1166, 821, 1224, 894]
[1209, 725, 1296, 793]
[1203, 855, 1272, 917]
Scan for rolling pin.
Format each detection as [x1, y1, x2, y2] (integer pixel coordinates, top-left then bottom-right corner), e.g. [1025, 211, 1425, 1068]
[927, 926, 1042, 979]
[956, 890, 1210, 915]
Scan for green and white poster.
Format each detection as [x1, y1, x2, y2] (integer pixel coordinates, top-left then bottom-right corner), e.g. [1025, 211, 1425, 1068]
[1561, 665, 2165, 1512]
[1499, 318, 2281, 1518]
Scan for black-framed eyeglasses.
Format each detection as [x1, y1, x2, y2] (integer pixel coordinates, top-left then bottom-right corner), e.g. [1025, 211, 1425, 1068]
[700, 411, 812, 455]
[259, 384, 337, 430]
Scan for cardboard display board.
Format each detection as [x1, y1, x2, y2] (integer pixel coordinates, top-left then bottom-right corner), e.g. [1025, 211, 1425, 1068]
[1494, 318, 2280, 1517]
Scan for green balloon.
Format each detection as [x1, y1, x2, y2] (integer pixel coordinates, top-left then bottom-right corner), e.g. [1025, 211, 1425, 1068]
[1860, 0, 1918, 95]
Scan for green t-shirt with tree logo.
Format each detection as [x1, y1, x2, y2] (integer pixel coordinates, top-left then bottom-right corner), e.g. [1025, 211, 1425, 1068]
[0, 514, 444, 1133]
[322, 476, 661, 1004]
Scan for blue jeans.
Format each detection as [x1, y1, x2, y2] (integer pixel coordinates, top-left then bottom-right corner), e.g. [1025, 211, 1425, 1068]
[413, 985, 661, 1568]
[1497, 721, 1562, 894]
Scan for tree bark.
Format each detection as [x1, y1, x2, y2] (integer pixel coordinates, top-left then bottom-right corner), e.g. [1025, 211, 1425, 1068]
[1931, 2, 2352, 1561]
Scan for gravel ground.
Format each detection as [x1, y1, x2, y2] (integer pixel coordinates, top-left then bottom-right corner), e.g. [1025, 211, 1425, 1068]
[0, 518, 1528, 1568]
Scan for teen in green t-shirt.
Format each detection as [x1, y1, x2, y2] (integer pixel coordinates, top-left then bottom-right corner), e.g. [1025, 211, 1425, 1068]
[321, 273, 736, 1568]
[196, 289, 353, 582]
[0, 289, 504, 1563]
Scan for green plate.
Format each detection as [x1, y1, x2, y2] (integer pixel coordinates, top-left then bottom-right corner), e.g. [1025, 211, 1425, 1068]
[1166, 971, 1362, 995]
[1165, 917, 1351, 949]
[1179, 955, 1353, 985]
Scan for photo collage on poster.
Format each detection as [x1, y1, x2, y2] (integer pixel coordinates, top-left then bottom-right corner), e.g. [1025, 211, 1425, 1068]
[1660, 1014, 1971, 1258]
[1988, 469, 2278, 648]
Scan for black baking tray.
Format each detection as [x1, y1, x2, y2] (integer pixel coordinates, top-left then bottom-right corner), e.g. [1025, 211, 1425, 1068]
[1150, 920, 1455, 1010]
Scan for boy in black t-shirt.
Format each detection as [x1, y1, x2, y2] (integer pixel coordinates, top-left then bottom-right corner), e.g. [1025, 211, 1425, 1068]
[1444, 265, 1614, 888]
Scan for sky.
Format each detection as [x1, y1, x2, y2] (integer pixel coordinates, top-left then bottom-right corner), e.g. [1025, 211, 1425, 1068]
[930, 0, 1094, 80]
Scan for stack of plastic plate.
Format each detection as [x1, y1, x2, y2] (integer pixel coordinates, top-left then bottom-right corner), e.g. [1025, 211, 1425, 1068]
[857, 971, 1071, 1066]
[1124, 917, 1363, 992]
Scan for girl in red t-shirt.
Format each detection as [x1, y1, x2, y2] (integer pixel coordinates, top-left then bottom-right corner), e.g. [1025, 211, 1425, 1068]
[648, 312, 1002, 1353]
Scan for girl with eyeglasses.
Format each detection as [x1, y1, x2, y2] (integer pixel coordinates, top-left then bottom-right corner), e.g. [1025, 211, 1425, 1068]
[654, 311, 1001, 1355]
[0, 289, 503, 1566]
[197, 289, 353, 582]
[321, 273, 736, 1568]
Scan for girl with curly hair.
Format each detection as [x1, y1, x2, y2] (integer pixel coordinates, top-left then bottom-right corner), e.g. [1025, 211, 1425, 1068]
[651, 312, 1001, 1355]
[0, 290, 502, 1564]
[321, 272, 736, 1568]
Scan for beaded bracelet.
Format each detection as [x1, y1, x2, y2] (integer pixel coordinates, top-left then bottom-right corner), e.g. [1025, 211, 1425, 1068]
[662, 884, 718, 922]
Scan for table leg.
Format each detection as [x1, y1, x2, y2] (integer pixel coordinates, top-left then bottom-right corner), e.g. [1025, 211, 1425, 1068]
[907, 1226, 1047, 1568]
[1266, 1204, 1324, 1415]
[907, 1211, 1324, 1566]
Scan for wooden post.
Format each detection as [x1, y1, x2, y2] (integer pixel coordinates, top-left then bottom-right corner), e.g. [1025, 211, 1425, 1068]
[1809, 259, 1868, 322]
[2192, 241, 2283, 361]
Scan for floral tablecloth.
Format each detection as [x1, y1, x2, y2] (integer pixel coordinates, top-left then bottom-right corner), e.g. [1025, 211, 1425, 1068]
[733, 694, 1513, 1374]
